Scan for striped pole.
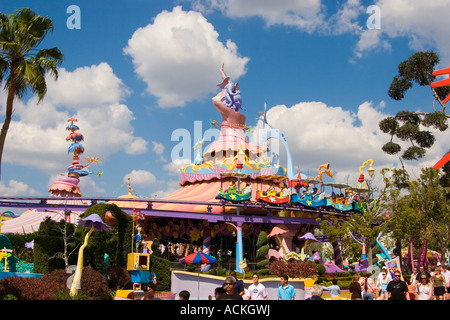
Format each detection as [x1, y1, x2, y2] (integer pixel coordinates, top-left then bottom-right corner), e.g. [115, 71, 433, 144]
[201, 228, 212, 271]
[332, 241, 343, 269]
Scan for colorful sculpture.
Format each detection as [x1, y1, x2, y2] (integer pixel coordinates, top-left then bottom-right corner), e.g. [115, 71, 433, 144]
[70, 214, 111, 296]
[48, 118, 101, 197]
[217, 64, 243, 112]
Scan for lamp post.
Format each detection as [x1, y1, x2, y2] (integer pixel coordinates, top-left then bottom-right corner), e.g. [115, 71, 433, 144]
[357, 158, 375, 189]
[356, 159, 375, 260]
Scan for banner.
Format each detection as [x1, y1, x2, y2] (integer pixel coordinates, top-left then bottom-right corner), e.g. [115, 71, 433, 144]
[385, 256, 402, 280]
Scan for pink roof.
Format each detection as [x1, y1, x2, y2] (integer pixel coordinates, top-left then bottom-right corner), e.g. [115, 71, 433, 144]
[1, 209, 82, 234]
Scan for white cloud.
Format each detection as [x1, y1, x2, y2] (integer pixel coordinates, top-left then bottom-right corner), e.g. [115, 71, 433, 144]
[328, 0, 364, 35]
[152, 141, 165, 155]
[163, 158, 192, 176]
[191, 0, 368, 34]
[192, 0, 326, 32]
[123, 170, 157, 187]
[0, 63, 148, 173]
[356, 0, 450, 62]
[353, 29, 392, 60]
[45, 63, 130, 108]
[256, 100, 450, 185]
[0, 179, 39, 196]
[123, 6, 249, 108]
[192, 1, 450, 62]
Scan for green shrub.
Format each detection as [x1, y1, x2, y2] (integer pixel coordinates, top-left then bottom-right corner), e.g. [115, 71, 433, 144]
[150, 255, 170, 291]
[33, 217, 77, 273]
[313, 262, 326, 275]
[256, 232, 269, 269]
[81, 203, 133, 270]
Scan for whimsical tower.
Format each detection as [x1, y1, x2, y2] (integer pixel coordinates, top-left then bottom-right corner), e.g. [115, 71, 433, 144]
[48, 118, 96, 197]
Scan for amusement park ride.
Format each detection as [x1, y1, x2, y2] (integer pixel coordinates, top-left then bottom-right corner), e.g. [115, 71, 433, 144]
[0, 64, 380, 274]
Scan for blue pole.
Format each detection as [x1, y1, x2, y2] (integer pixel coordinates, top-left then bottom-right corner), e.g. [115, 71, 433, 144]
[237, 223, 243, 273]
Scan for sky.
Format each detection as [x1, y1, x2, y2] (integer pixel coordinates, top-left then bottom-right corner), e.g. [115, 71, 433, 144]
[1, 0, 450, 206]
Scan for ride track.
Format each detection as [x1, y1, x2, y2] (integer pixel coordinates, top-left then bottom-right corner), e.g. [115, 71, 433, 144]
[0, 195, 356, 227]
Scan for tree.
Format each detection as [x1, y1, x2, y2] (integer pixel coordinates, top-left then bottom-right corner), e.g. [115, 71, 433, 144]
[0, 8, 63, 178]
[255, 231, 269, 274]
[388, 167, 450, 263]
[318, 169, 397, 267]
[379, 51, 450, 161]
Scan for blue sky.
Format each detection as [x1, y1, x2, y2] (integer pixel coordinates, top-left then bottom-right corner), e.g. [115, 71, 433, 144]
[1, 0, 450, 204]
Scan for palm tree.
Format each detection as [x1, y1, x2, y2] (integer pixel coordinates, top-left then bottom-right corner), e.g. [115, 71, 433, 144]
[0, 8, 63, 179]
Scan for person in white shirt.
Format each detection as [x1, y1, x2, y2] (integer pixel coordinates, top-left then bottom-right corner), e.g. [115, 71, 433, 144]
[442, 265, 450, 300]
[245, 273, 268, 300]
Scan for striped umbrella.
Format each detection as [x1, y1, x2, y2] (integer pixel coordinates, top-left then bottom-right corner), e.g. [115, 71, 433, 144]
[179, 251, 217, 264]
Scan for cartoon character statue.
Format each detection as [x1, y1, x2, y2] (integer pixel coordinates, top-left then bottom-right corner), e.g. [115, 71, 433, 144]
[134, 226, 145, 253]
[217, 64, 244, 112]
[193, 139, 205, 165]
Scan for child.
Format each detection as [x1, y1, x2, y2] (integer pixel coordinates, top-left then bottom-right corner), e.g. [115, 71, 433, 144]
[179, 290, 190, 300]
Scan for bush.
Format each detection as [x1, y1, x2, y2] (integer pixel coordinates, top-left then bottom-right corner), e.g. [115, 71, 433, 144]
[256, 231, 269, 270]
[106, 266, 132, 290]
[150, 255, 171, 291]
[41, 267, 111, 300]
[0, 276, 59, 300]
[313, 262, 326, 275]
[0, 267, 112, 300]
[78, 266, 111, 300]
[33, 218, 78, 273]
[269, 259, 318, 279]
[81, 203, 133, 270]
[256, 268, 270, 276]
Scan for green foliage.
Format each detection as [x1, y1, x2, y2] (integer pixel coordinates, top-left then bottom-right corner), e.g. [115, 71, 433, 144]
[379, 117, 399, 135]
[151, 238, 161, 257]
[313, 262, 326, 275]
[255, 231, 269, 270]
[379, 51, 450, 161]
[150, 255, 171, 291]
[208, 259, 226, 276]
[388, 51, 441, 100]
[5, 233, 35, 263]
[256, 231, 268, 247]
[386, 167, 450, 260]
[422, 112, 448, 131]
[33, 217, 77, 273]
[81, 203, 133, 271]
[391, 168, 410, 189]
[402, 146, 426, 160]
[382, 141, 401, 155]
[0, 8, 64, 177]
[439, 161, 450, 192]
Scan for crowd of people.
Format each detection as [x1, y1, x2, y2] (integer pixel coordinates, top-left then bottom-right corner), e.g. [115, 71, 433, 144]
[346, 263, 450, 300]
[140, 264, 450, 300]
